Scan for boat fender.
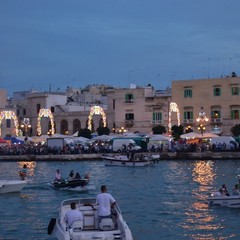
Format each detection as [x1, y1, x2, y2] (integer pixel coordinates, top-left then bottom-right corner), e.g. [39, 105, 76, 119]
[47, 218, 56, 235]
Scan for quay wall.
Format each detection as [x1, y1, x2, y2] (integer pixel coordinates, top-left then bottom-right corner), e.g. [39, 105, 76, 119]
[1, 151, 240, 161]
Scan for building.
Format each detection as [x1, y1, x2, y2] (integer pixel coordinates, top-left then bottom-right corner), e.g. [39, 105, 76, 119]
[111, 84, 172, 134]
[172, 76, 240, 135]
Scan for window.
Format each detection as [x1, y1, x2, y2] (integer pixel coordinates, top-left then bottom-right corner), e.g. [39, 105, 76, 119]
[184, 89, 192, 98]
[125, 113, 134, 120]
[211, 110, 221, 119]
[51, 106, 55, 113]
[231, 109, 239, 119]
[184, 111, 193, 122]
[214, 87, 221, 96]
[125, 93, 134, 103]
[113, 99, 115, 110]
[6, 119, 11, 128]
[37, 104, 41, 113]
[23, 109, 26, 115]
[232, 87, 239, 96]
[152, 112, 162, 124]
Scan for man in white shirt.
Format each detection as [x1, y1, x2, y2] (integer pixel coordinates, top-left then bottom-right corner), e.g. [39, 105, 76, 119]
[64, 202, 83, 228]
[96, 185, 116, 221]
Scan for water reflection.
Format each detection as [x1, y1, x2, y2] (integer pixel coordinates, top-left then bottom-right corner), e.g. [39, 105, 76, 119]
[182, 160, 233, 239]
[18, 161, 36, 177]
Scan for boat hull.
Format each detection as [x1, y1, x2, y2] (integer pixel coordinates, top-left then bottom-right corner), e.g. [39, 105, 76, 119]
[52, 179, 89, 188]
[207, 193, 240, 208]
[104, 159, 151, 167]
[0, 180, 27, 193]
[49, 197, 133, 240]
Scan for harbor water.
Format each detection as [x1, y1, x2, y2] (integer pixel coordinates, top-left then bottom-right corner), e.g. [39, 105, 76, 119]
[1, 159, 240, 240]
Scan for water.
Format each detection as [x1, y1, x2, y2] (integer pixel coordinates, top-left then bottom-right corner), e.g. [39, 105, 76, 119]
[1, 159, 240, 240]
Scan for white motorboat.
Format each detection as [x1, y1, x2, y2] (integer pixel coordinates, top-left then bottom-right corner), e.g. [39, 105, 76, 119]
[102, 153, 155, 167]
[0, 180, 27, 193]
[207, 191, 240, 208]
[48, 197, 133, 240]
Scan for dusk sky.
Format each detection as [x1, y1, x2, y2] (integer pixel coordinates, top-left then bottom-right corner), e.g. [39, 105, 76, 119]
[1, 0, 240, 96]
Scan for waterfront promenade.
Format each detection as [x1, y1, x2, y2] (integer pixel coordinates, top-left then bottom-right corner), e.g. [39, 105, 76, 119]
[1, 151, 240, 161]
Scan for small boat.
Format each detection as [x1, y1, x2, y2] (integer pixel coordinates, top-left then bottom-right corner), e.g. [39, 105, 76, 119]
[102, 153, 155, 167]
[207, 191, 240, 208]
[51, 178, 90, 189]
[48, 197, 133, 240]
[0, 180, 27, 193]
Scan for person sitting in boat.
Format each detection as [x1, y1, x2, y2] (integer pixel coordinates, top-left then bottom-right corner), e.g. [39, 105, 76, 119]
[64, 202, 83, 228]
[55, 169, 62, 181]
[84, 173, 90, 179]
[232, 184, 240, 195]
[19, 164, 28, 180]
[219, 184, 230, 196]
[75, 172, 81, 179]
[69, 170, 74, 180]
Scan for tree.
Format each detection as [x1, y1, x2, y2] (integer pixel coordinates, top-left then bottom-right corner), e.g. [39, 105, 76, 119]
[231, 124, 240, 136]
[152, 125, 166, 134]
[96, 127, 110, 136]
[171, 125, 184, 140]
[78, 128, 92, 139]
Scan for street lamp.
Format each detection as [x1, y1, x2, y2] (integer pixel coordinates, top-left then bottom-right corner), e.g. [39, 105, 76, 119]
[185, 125, 193, 133]
[198, 124, 206, 136]
[21, 118, 31, 136]
[118, 127, 127, 135]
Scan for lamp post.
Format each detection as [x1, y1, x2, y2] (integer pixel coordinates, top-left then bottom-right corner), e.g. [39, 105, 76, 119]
[196, 107, 209, 136]
[185, 125, 193, 133]
[21, 118, 31, 136]
[118, 127, 127, 135]
[198, 124, 206, 136]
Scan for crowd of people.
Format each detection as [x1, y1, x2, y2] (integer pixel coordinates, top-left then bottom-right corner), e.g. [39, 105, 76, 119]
[0, 138, 239, 156]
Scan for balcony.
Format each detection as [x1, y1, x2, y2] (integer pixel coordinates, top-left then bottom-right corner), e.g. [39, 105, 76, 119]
[211, 118, 222, 123]
[152, 120, 163, 124]
[125, 99, 134, 103]
[183, 119, 194, 124]
[125, 120, 134, 126]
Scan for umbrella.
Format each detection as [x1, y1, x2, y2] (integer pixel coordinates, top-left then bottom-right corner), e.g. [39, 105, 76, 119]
[200, 132, 220, 138]
[149, 134, 171, 141]
[180, 132, 201, 139]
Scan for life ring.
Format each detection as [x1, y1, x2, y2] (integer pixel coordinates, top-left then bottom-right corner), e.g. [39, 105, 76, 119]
[48, 218, 56, 235]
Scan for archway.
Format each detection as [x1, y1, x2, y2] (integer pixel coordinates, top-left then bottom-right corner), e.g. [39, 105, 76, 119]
[37, 108, 55, 136]
[73, 119, 81, 134]
[87, 106, 107, 131]
[60, 119, 68, 135]
[0, 111, 19, 136]
[168, 102, 180, 132]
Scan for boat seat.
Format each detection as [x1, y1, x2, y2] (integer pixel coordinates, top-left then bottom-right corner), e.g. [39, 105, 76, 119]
[70, 220, 83, 232]
[80, 206, 98, 230]
[99, 218, 115, 231]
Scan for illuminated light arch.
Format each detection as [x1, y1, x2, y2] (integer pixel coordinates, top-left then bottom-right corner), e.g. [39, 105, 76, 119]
[0, 111, 19, 136]
[87, 106, 107, 131]
[37, 108, 55, 136]
[168, 102, 180, 132]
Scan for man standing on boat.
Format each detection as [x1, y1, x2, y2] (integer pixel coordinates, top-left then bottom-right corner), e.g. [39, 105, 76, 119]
[96, 185, 116, 222]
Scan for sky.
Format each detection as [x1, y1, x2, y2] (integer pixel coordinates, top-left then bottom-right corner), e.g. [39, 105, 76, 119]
[1, 0, 240, 96]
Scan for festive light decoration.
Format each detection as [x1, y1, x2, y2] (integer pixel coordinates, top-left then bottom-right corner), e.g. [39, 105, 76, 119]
[37, 108, 55, 136]
[87, 106, 107, 131]
[168, 102, 180, 132]
[196, 108, 209, 122]
[0, 111, 19, 136]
